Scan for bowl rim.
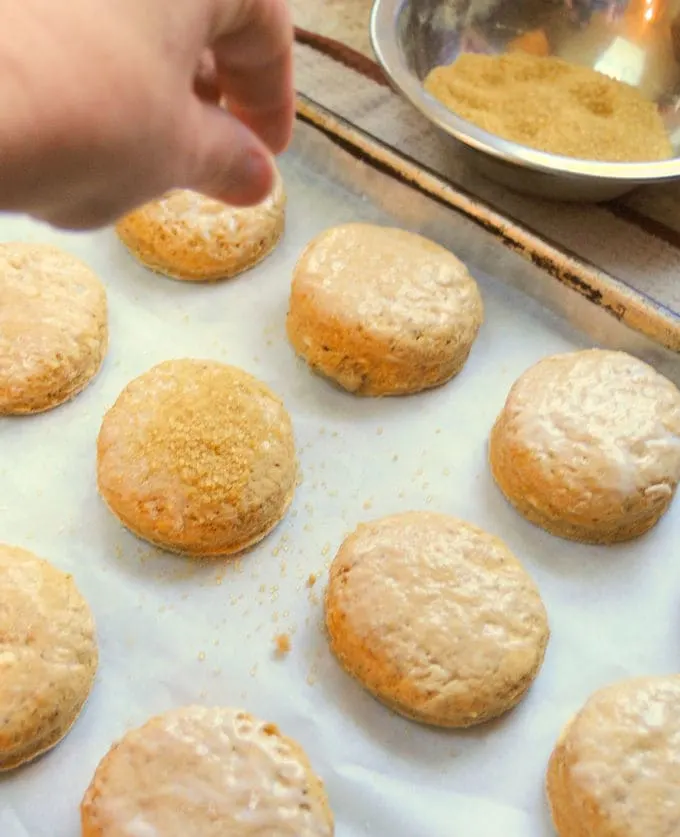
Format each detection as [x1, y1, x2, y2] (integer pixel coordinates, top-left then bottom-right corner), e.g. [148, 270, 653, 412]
[370, 0, 680, 184]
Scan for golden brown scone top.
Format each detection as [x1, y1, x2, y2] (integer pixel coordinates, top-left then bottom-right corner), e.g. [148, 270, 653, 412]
[131, 170, 285, 255]
[0, 243, 108, 412]
[293, 223, 483, 348]
[552, 676, 680, 837]
[0, 544, 98, 770]
[503, 350, 680, 494]
[327, 512, 548, 725]
[81, 706, 334, 836]
[97, 359, 296, 554]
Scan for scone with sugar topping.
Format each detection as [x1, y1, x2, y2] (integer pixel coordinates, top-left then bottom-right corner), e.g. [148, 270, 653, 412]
[286, 223, 483, 396]
[0, 242, 108, 414]
[490, 349, 680, 543]
[547, 675, 680, 837]
[0, 544, 98, 770]
[81, 706, 334, 836]
[115, 168, 285, 281]
[325, 512, 549, 727]
[97, 359, 296, 557]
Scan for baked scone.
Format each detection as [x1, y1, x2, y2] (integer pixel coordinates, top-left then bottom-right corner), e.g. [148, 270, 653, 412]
[81, 706, 334, 836]
[115, 169, 286, 281]
[286, 223, 483, 396]
[97, 359, 297, 557]
[0, 243, 108, 414]
[547, 675, 680, 837]
[489, 349, 680, 544]
[325, 512, 549, 727]
[0, 544, 98, 771]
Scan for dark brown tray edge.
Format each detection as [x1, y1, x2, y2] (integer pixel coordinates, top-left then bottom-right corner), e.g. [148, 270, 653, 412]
[295, 94, 680, 354]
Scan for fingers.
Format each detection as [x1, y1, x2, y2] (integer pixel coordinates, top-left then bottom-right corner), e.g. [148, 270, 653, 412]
[194, 49, 221, 105]
[180, 99, 275, 206]
[210, 0, 294, 154]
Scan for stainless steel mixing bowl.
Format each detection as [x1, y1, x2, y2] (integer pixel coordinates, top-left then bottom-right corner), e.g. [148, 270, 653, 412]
[370, 0, 680, 200]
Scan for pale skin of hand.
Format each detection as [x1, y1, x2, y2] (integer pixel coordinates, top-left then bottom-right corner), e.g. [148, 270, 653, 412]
[0, 0, 294, 229]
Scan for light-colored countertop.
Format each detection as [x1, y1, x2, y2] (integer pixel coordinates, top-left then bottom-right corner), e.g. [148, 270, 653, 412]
[292, 0, 373, 55]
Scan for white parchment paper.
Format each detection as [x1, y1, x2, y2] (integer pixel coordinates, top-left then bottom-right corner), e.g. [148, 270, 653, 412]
[1, 123, 679, 837]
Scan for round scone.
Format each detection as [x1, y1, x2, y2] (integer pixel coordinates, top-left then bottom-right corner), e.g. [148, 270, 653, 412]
[489, 349, 680, 544]
[325, 512, 549, 727]
[97, 359, 296, 557]
[0, 243, 108, 414]
[286, 223, 484, 396]
[547, 675, 680, 837]
[0, 544, 98, 771]
[81, 706, 334, 837]
[115, 170, 286, 281]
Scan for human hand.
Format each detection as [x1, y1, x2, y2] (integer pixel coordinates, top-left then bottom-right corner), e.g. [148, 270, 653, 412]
[0, 0, 294, 229]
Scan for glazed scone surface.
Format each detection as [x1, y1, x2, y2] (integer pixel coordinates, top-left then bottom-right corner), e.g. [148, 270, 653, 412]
[0, 243, 108, 414]
[490, 349, 680, 543]
[287, 223, 483, 395]
[0, 544, 98, 771]
[81, 706, 334, 837]
[325, 512, 549, 727]
[97, 359, 296, 557]
[116, 171, 286, 281]
[547, 675, 680, 837]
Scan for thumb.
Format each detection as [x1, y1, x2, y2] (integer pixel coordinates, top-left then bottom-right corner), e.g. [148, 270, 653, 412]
[179, 102, 275, 207]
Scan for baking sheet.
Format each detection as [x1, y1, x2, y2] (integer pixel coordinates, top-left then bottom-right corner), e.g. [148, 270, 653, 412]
[1, 118, 679, 837]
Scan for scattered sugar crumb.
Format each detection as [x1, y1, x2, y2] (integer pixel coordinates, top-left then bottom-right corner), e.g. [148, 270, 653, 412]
[307, 573, 318, 588]
[274, 633, 292, 656]
[198, 652, 206, 662]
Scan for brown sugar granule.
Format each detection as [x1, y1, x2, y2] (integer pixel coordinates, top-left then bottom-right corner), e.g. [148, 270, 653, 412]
[424, 52, 672, 162]
[306, 573, 317, 588]
[274, 633, 291, 656]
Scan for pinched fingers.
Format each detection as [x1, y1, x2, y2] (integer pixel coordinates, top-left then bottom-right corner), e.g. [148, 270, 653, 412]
[209, 0, 294, 154]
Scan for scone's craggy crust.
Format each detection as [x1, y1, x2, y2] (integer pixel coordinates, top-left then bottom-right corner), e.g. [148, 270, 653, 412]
[547, 676, 680, 837]
[490, 350, 680, 543]
[0, 545, 98, 771]
[286, 223, 483, 396]
[97, 359, 297, 557]
[325, 512, 549, 727]
[81, 706, 334, 837]
[115, 172, 286, 282]
[0, 243, 108, 414]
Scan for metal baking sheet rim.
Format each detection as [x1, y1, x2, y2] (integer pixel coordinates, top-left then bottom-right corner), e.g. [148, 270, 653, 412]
[296, 93, 680, 355]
